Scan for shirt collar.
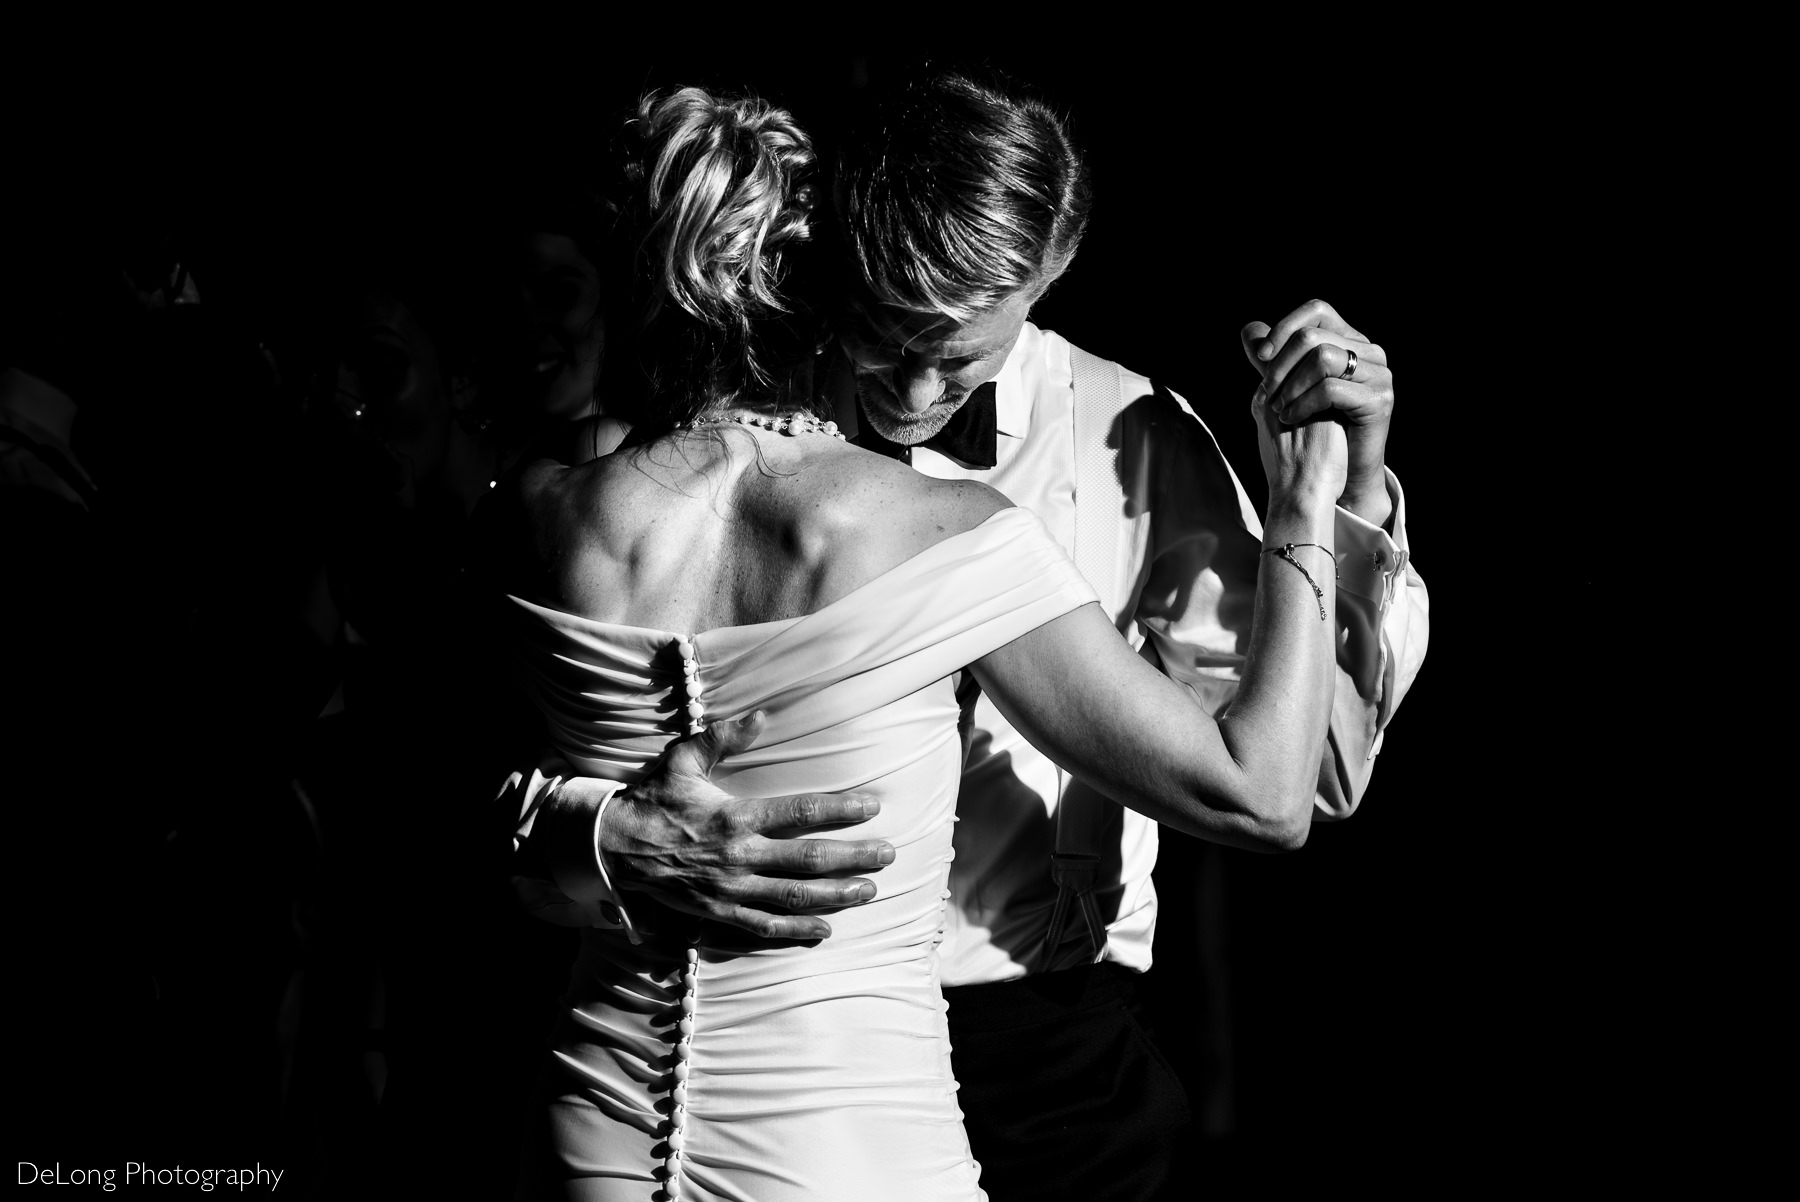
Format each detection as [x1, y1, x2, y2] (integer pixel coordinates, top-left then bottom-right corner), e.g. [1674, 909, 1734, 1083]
[993, 321, 1037, 441]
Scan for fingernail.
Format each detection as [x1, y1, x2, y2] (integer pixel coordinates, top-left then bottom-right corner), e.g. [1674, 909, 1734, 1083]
[1258, 342, 1274, 360]
[877, 844, 896, 865]
[859, 798, 880, 818]
[856, 882, 876, 902]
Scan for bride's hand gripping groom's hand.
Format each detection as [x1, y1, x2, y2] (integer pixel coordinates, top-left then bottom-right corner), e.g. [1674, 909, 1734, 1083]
[597, 712, 895, 941]
[1241, 298, 1395, 528]
[1249, 354, 1349, 515]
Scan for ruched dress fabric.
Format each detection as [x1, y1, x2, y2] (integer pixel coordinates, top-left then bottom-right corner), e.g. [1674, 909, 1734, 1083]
[505, 508, 1096, 1202]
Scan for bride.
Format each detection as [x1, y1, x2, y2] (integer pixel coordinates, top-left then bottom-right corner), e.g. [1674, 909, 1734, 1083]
[493, 87, 1345, 1201]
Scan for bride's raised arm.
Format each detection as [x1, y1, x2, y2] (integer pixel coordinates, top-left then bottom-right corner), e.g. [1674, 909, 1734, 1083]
[971, 391, 1348, 853]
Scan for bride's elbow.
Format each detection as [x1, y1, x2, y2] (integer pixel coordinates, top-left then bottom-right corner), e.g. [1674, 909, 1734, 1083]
[1219, 786, 1314, 853]
[1257, 807, 1312, 853]
[1209, 733, 1319, 853]
[1163, 770, 1315, 852]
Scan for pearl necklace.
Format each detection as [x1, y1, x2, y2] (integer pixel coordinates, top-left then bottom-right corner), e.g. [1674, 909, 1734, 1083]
[679, 412, 845, 440]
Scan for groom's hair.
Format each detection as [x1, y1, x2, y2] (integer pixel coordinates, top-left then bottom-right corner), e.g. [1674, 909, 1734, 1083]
[833, 69, 1092, 326]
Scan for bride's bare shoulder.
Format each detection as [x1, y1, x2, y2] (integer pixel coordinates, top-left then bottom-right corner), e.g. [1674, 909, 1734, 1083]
[906, 474, 1013, 537]
[802, 443, 1013, 561]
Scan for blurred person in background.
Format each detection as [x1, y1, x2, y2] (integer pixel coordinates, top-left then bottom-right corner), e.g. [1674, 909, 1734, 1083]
[283, 220, 576, 1193]
[3, 215, 327, 1166]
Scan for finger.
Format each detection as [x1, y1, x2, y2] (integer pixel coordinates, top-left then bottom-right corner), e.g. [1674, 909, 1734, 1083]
[1277, 378, 1361, 425]
[716, 904, 833, 942]
[1263, 327, 1382, 405]
[1249, 375, 1282, 440]
[1260, 298, 1353, 363]
[744, 791, 883, 834]
[670, 709, 767, 777]
[1258, 302, 1380, 370]
[1288, 367, 1396, 427]
[647, 877, 842, 937]
[1239, 321, 1273, 370]
[1267, 342, 1371, 415]
[755, 834, 896, 874]
[698, 709, 767, 760]
[732, 872, 880, 912]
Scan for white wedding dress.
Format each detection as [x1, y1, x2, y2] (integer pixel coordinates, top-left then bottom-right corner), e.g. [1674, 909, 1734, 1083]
[504, 507, 1095, 1201]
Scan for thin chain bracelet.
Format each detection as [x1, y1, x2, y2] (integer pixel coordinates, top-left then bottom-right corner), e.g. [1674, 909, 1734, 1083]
[1260, 542, 1338, 621]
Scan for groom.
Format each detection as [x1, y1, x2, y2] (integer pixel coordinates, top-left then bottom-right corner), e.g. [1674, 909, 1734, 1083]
[507, 70, 1428, 1199]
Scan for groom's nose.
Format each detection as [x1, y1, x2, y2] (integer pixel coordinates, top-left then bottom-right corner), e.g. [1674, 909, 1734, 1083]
[894, 366, 945, 413]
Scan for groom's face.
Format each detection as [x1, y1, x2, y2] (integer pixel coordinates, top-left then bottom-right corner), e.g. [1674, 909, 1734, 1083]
[839, 288, 1033, 446]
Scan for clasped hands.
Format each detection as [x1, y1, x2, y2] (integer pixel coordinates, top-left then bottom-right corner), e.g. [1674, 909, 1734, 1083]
[1242, 298, 1395, 528]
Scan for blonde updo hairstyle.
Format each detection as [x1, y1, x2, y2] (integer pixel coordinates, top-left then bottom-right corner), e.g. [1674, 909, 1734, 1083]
[617, 87, 824, 437]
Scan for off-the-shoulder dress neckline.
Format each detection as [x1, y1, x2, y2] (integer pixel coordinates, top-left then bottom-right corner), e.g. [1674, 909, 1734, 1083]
[505, 506, 1025, 641]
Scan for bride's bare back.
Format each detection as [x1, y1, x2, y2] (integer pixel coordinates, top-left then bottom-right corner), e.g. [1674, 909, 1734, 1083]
[513, 426, 1007, 635]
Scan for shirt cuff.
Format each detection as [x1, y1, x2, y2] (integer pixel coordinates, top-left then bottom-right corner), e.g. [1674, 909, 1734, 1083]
[1334, 467, 1411, 609]
[516, 767, 643, 942]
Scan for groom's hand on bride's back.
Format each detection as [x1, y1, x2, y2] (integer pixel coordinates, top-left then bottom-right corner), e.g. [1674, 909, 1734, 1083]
[600, 712, 895, 941]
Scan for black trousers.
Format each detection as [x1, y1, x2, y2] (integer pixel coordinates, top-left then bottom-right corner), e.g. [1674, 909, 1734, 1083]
[944, 963, 1192, 1202]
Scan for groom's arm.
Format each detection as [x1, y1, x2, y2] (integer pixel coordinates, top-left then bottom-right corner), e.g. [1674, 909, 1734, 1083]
[508, 714, 896, 941]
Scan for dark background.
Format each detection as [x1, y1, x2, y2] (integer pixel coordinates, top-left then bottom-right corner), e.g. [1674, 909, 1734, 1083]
[6, 35, 1627, 1194]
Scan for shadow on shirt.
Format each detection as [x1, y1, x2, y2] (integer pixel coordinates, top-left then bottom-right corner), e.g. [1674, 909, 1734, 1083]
[947, 381, 1265, 973]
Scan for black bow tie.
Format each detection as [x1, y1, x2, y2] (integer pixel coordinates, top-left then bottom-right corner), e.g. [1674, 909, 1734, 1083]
[853, 382, 998, 469]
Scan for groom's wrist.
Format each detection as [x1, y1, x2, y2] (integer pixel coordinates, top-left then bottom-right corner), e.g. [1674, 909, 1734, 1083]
[540, 776, 642, 941]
